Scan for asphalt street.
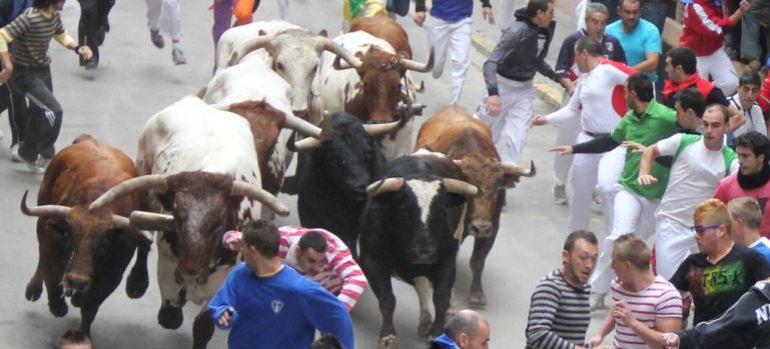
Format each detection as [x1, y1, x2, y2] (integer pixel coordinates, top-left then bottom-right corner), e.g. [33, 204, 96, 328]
[0, 0, 612, 348]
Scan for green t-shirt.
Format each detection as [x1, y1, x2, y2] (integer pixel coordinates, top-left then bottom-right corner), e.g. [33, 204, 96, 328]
[611, 100, 678, 199]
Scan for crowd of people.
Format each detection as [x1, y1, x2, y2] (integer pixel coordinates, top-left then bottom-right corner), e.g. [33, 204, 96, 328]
[2, 0, 770, 347]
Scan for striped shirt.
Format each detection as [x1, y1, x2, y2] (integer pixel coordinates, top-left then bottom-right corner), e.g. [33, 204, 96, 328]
[278, 226, 367, 311]
[610, 275, 683, 348]
[2, 7, 63, 66]
[526, 269, 591, 349]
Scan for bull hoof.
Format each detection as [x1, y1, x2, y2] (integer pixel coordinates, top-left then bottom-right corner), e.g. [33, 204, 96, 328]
[378, 335, 397, 349]
[126, 268, 149, 299]
[468, 290, 487, 307]
[25, 282, 42, 302]
[48, 299, 68, 317]
[158, 304, 184, 329]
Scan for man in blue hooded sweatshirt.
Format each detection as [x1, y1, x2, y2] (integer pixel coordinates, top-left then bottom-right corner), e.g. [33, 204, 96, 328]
[429, 309, 490, 349]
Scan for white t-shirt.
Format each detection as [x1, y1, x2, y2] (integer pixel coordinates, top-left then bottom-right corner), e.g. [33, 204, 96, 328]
[655, 133, 738, 225]
[728, 94, 767, 138]
[547, 60, 634, 134]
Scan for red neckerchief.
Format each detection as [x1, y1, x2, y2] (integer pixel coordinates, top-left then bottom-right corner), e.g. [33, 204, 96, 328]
[663, 71, 713, 98]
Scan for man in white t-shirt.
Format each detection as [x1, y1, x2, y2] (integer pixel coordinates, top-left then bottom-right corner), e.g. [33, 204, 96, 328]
[588, 234, 682, 348]
[636, 104, 738, 279]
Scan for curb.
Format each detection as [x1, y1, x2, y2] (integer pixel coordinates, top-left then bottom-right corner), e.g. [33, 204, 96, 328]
[471, 31, 564, 109]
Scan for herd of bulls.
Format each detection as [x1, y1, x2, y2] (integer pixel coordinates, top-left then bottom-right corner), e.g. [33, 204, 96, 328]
[19, 14, 535, 349]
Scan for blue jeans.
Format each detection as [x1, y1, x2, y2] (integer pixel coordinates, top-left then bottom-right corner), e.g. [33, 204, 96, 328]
[642, 1, 670, 33]
[741, 12, 762, 61]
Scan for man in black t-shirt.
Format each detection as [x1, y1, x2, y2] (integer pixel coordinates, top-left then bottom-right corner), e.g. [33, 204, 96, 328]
[670, 198, 770, 325]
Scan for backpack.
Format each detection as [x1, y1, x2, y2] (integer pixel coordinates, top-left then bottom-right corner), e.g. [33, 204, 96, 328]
[0, 0, 31, 27]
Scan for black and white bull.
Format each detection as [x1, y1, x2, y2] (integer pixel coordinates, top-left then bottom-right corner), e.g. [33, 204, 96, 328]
[358, 151, 478, 348]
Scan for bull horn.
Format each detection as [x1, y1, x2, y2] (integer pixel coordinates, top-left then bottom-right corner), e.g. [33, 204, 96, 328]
[366, 177, 405, 197]
[129, 211, 175, 232]
[89, 175, 169, 211]
[228, 35, 273, 67]
[400, 47, 434, 73]
[501, 160, 536, 177]
[333, 56, 357, 71]
[452, 159, 464, 167]
[20, 190, 71, 218]
[230, 181, 290, 217]
[284, 114, 324, 138]
[292, 136, 323, 151]
[362, 120, 401, 136]
[407, 80, 425, 93]
[442, 178, 478, 196]
[323, 39, 362, 69]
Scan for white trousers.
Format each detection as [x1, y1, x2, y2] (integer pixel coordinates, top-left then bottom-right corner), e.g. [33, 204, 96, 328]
[590, 187, 659, 293]
[697, 47, 738, 96]
[474, 77, 534, 164]
[498, 0, 517, 28]
[426, 16, 472, 104]
[553, 91, 581, 186]
[146, 0, 181, 41]
[655, 217, 698, 280]
[568, 136, 625, 234]
[277, 0, 289, 21]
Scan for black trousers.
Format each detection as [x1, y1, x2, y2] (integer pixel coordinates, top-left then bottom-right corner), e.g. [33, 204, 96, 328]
[10, 65, 62, 162]
[0, 60, 28, 146]
[77, 0, 115, 63]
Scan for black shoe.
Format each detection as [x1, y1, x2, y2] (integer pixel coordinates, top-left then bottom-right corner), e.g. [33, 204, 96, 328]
[150, 29, 164, 49]
[83, 57, 99, 70]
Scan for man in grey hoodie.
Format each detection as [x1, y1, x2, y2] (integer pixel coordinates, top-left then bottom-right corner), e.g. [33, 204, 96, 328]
[474, 0, 557, 165]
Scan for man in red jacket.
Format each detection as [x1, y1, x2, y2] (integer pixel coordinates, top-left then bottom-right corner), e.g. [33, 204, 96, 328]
[679, 0, 751, 96]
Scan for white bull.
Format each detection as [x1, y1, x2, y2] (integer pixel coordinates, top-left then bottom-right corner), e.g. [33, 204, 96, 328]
[89, 96, 289, 348]
[319, 31, 432, 160]
[215, 21, 361, 124]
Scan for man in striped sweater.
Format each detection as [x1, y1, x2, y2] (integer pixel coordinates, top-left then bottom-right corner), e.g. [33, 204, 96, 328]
[0, 0, 92, 173]
[525, 230, 601, 349]
[223, 225, 368, 311]
[589, 234, 682, 348]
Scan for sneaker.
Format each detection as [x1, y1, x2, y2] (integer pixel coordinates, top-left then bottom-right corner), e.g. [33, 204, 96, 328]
[150, 29, 164, 49]
[23, 156, 44, 174]
[590, 292, 607, 311]
[591, 192, 602, 214]
[172, 48, 186, 65]
[553, 184, 567, 205]
[10, 144, 22, 163]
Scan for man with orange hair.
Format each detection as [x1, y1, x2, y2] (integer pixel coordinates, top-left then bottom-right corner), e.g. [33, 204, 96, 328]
[669, 198, 770, 325]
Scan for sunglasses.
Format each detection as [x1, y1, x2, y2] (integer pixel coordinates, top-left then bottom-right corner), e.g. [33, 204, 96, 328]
[690, 224, 721, 235]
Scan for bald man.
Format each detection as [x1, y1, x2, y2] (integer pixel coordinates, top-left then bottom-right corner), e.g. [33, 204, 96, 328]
[430, 309, 490, 349]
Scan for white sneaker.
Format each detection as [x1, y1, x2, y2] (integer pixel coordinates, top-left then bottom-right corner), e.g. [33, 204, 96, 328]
[24, 157, 44, 174]
[10, 144, 22, 163]
[591, 192, 602, 214]
[35, 155, 51, 169]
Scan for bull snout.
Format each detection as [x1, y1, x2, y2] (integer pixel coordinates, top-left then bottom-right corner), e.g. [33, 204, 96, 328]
[175, 263, 208, 285]
[63, 273, 92, 294]
[470, 220, 493, 238]
[408, 234, 439, 265]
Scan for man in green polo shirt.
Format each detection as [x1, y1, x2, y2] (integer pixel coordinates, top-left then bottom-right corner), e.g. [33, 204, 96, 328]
[550, 73, 678, 309]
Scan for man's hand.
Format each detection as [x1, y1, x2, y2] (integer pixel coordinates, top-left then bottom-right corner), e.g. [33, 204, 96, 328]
[622, 141, 645, 153]
[413, 11, 427, 27]
[532, 114, 548, 126]
[77, 45, 93, 60]
[613, 299, 636, 327]
[661, 332, 680, 349]
[728, 106, 745, 131]
[587, 334, 604, 348]
[637, 174, 658, 186]
[485, 95, 501, 116]
[0, 68, 11, 85]
[482, 7, 495, 25]
[739, 0, 751, 12]
[549, 145, 574, 155]
[218, 307, 235, 327]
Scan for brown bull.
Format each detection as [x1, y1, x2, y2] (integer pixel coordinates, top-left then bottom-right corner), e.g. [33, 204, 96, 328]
[415, 105, 535, 306]
[350, 12, 412, 59]
[22, 134, 150, 336]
